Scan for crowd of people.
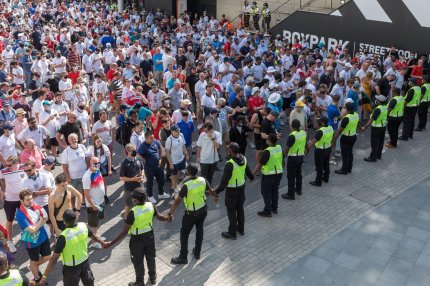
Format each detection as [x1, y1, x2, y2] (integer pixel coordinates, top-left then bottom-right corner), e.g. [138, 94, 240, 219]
[0, 0, 429, 285]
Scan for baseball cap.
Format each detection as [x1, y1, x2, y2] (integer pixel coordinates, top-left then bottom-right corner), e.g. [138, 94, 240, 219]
[120, 104, 129, 110]
[295, 100, 305, 107]
[171, 125, 180, 132]
[42, 156, 56, 165]
[42, 100, 51, 106]
[1, 123, 13, 131]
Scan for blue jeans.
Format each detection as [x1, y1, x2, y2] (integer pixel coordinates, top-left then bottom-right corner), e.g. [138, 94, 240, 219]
[145, 166, 165, 197]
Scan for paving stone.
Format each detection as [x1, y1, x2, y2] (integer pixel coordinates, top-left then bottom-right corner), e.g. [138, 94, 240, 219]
[303, 255, 331, 274]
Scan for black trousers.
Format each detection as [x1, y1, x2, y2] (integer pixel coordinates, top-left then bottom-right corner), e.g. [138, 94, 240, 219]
[314, 148, 331, 183]
[340, 135, 356, 173]
[179, 209, 207, 259]
[402, 106, 419, 138]
[387, 116, 403, 146]
[63, 259, 94, 286]
[262, 17, 271, 31]
[225, 187, 245, 236]
[369, 126, 386, 160]
[417, 102, 430, 129]
[287, 156, 304, 197]
[145, 166, 165, 197]
[261, 174, 282, 212]
[200, 163, 217, 185]
[253, 16, 259, 30]
[129, 232, 156, 283]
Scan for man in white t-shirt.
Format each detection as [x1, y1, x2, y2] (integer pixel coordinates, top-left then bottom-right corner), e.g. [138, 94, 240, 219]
[165, 125, 189, 194]
[23, 160, 53, 210]
[52, 51, 67, 76]
[59, 74, 74, 106]
[196, 121, 222, 185]
[91, 110, 113, 150]
[10, 62, 24, 87]
[316, 88, 333, 118]
[61, 133, 89, 197]
[51, 93, 70, 125]
[82, 49, 94, 76]
[39, 101, 60, 157]
[82, 156, 105, 248]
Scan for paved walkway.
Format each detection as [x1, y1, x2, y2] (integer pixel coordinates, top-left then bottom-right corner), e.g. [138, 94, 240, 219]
[267, 177, 430, 286]
[94, 129, 430, 286]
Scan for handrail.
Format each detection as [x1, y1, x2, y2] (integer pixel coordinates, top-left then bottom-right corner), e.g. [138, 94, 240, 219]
[228, 0, 294, 27]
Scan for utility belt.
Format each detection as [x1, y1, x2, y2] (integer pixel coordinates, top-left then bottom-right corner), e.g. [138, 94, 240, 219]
[185, 205, 207, 216]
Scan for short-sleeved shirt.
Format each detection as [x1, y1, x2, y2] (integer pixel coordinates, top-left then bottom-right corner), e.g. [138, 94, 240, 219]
[165, 134, 186, 164]
[120, 157, 144, 192]
[137, 140, 161, 168]
[16, 207, 49, 249]
[82, 169, 105, 207]
[125, 203, 159, 226]
[0, 167, 26, 201]
[61, 145, 88, 180]
[327, 104, 341, 129]
[58, 121, 83, 145]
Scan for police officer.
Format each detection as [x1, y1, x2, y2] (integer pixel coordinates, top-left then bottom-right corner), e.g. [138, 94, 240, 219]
[250, 2, 260, 31]
[332, 102, 359, 175]
[104, 188, 170, 286]
[415, 75, 430, 131]
[399, 78, 421, 140]
[361, 95, 388, 162]
[40, 209, 106, 286]
[253, 133, 284, 217]
[168, 163, 218, 264]
[308, 116, 333, 186]
[0, 253, 30, 285]
[385, 88, 405, 148]
[261, 3, 271, 31]
[281, 119, 307, 200]
[215, 143, 254, 240]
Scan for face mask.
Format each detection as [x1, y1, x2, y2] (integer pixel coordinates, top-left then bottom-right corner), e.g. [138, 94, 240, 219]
[164, 100, 170, 104]
[73, 67, 78, 71]
[78, 105, 85, 110]
[130, 150, 137, 157]
[220, 104, 226, 108]
[55, 100, 61, 104]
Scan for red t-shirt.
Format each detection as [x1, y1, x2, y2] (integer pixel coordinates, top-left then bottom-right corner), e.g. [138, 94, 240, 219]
[150, 114, 163, 140]
[106, 69, 115, 81]
[68, 71, 80, 85]
[248, 96, 265, 116]
[411, 65, 423, 86]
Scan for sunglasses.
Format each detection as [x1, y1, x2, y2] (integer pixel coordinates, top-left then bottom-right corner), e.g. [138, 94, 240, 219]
[92, 162, 101, 167]
[29, 121, 36, 124]
[24, 169, 33, 173]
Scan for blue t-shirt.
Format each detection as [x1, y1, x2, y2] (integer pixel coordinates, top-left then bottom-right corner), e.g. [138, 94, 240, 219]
[177, 120, 194, 147]
[152, 53, 163, 72]
[327, 104, 341, 129]
[117, 114, 126, 126]
[347, 90, 359, 112]
[137, 140, 161, 168]
[16, 208, 48, 249]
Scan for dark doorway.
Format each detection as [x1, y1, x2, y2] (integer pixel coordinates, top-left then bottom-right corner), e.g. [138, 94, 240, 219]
[187, 0, 217, 19]
[144, 0, 176, 16]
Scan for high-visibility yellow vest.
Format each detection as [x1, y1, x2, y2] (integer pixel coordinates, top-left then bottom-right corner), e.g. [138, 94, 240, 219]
[227, 157, 247, 188]
[315, 126, 334, 149]
[389, 96, 405, 117]
[422, 83, 430, 102]
[406, 86, 421, 107]
[261, 145, 283, 175]
[262, 8, 270, 18]
[288, 130, 306, 156]
[183, 177, 207, 211]
[60, 222, 89, 267]
[371, 105, 388, 127]
[341, 113, 359, 136]
[129, 203, 154, 235]
[0, 270, 23, 286]
[250, 7, 259, 17]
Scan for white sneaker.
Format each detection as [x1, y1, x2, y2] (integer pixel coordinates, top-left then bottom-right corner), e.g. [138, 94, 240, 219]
[7, 241, 16, 253]
[329, 160, 337, 166]
[158, 193, 170, 199]
[148, 196, 157, 204]
[92, 242, 102, 249]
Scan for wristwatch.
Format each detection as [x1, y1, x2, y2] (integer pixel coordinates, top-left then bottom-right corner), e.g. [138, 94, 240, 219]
[73, 208, 81, 213]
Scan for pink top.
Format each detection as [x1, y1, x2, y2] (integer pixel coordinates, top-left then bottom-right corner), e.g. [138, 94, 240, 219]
[12, 118, 28, 140]
[20, 147, 44, 169]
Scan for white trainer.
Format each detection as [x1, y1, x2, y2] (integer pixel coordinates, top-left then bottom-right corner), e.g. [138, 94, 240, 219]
[148, 196, 157, 204]
[158, 194, 170, 199]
